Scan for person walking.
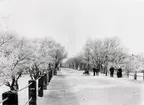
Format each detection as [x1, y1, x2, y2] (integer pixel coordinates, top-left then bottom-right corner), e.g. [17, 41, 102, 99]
[109, 66, 114, 77]
[118, 67, 122, 78]
[93, 65, 96, 76]
[117, 67, 122, 78]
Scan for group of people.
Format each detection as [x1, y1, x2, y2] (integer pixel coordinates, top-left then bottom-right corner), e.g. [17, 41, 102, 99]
[93, 65, 123, 78]
[93, 65, 101, 76]
[109, 66, 123, 78]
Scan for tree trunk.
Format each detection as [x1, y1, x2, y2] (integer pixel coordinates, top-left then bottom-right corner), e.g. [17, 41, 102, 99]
[54, 63, 59, 76]
[10, 78, 19, 91]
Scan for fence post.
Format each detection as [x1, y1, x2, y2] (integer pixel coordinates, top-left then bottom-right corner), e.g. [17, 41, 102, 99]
[54, 68, 57, 76]
[53, 69, 55, 75]
[48, 70, 50, 82]
[143, 72, 144, 81]
[51, 69, 53, 79]
[43, 73, 47, 90]
[134, 71, 137, 80]
[47, 72, 49, 84]
[29, 80, 37, 105]
[49, 70, 52, 82]
[51, 69, 53, 78]
[2, 91, 18, 105]
[47, 70, 49, 85]
[38, 76, 44, 97]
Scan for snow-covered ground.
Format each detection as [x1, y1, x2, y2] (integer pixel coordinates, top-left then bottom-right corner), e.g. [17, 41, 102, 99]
[40, 68, 143, 105]
[0, 68, 144, 105]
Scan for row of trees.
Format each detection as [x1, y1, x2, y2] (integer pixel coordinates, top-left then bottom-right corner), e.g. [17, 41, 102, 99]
[65, 37, 144, 76]
[0, 32, 67, 90]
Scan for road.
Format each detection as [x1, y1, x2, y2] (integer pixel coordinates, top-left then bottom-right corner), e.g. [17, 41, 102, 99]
[38, 68, 144, 105]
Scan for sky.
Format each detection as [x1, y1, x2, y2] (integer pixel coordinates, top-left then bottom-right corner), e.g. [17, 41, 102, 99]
[0, 0, 144, 57]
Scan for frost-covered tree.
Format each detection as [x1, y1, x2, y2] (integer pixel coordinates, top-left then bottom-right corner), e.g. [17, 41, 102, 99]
[47, 40, 68, 70]
[66, 37, 131, 75]
[65, 54, 85, 70]
[27, 38, 67, 79]
[0, 33, 33, 90]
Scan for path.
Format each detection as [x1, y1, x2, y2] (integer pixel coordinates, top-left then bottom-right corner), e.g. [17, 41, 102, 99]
[38, 68, 144, 105]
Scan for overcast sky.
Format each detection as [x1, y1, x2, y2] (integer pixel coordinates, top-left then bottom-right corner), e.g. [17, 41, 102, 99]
[0, 0, 144, 57]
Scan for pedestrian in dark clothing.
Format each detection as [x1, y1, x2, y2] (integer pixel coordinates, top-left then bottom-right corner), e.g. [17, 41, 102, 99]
[109, 66, 114, 77]
[117, 67, 122, 78]
[96, 64, 100, 76]
[93, 65, 96, 76]
[119, 68, 122, 77]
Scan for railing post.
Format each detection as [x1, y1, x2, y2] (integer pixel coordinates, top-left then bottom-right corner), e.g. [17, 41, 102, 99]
[38, 76, 44, 97]
[49, 70, 52, 82]
[134, 71, 137, 80]
[2, 91, 18, 105]
[43, 73, 47, 90]
[143, 72, 144, 81]
[51, 69, 53, 78]
[47, 70, 49, 85]
[28, 80, 37, 105]
[48, 70, 50, 82]
[51, 69, 53, 79]
[54, 68, 57, 76]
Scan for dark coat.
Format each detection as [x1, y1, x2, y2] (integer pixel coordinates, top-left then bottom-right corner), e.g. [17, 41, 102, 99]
[93, 68, 96, 71]
[110, 67, 114, 73]
[117, 68, 122, 77]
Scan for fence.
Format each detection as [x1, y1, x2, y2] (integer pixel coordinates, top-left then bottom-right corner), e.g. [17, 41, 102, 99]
[0, 68, 57, 105]
[106, 70, 144, 81]
[128, 72, 144, 81]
